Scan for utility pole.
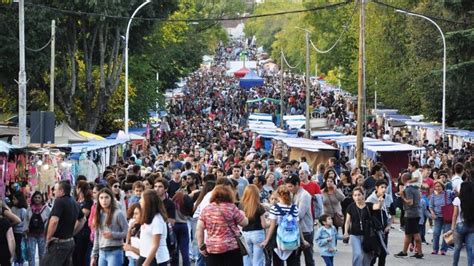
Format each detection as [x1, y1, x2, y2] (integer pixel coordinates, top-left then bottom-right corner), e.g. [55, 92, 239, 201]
[305, 31, 311, 139]
[280, 50, 284, 129]
[18, 0, 27, 146]
[374, 78, 377, 113]
[49, 20, 55, 112]
[356, 0, 366, 168]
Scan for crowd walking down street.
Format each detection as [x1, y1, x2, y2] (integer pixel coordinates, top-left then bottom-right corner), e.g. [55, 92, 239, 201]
[0, 40, 473, 266]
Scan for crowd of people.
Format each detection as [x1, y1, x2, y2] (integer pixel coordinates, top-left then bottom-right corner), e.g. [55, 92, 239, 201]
[0, 40, 473, 266]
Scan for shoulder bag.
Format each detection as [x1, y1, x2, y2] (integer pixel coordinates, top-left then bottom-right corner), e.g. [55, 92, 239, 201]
[218, 205, 249, 256]
[441, 191, 454, 224]
[328, 193, 344, 227]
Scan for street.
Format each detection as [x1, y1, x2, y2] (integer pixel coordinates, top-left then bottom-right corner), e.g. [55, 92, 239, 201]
[313, 227, 468, 266]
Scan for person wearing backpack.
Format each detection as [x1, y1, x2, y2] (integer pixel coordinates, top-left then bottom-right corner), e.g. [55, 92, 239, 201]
[260, 185, 309, 266]
[285, 174, 315, 266]
[25, 191, 51, 266]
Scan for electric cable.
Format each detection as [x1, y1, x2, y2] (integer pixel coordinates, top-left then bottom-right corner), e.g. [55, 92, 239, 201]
[25, 37, 52, 52]
[281, 51, 301, 69]
[309, 0, 358, 54]
[23, 1, 351, 23]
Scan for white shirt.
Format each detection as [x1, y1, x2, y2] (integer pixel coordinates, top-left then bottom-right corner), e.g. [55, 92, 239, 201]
[125, 219, 139, 259]
[412, 169, 423, 187]
[139, 214, 169, 263]
[192, 191, 212, 219]
[452, 197, 462, 224]
[300, 162, 310, 173]
[452, 175, 463, 193]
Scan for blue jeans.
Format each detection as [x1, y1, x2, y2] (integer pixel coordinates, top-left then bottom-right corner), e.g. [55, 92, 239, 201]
[173, 222, 190, 266]
[452, 222, 474, 266]
[98, 248, 124, 266]
[243, 229, 265, 266]
[350, 235, 373, 266]
[196, 252, 206, 266]
[322, 256, 334, 266]
[128, 256, 137, 266]
[28, 235, 46, 266]
[432, 217, 450, 252]
[189, 218, 199, 259]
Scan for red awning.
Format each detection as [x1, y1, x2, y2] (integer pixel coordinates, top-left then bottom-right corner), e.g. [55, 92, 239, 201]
[234, 67, 250, 78]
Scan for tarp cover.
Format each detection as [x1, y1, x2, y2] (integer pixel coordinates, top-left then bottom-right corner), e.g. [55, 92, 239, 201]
[55, 122, 88, 143]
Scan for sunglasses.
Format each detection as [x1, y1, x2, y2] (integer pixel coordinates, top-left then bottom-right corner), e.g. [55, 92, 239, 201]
[113, 184, 120, 188]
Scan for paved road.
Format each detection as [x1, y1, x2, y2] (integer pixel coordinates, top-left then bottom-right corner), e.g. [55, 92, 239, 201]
[312, 227, 468, 266]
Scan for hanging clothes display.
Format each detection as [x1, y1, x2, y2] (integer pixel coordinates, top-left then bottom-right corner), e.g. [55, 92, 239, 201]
[0, 153, 7, 199]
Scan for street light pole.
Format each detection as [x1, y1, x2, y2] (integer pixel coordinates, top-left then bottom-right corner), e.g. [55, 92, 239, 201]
[396, 9, 446, 138]
[280, 50, 284, 129]
[18, 0, 27, 146]
[125, 0, 151, 135]
[305, 31, 311, 139]
[50, 20, 55, 113]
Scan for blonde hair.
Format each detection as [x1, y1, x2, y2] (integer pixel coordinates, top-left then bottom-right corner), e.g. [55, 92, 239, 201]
[241, 185, 261, 219]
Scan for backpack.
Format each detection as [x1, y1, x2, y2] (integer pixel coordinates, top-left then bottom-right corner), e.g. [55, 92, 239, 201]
[275, 204, 300, 251]
[29, 207, 46, 234]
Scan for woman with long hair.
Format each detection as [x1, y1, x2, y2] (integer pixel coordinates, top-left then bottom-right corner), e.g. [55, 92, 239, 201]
[193, 181, 216, 215]
[138, 189, 169, 266]
[11, 192, 27, 265]
[171, 191, 193, 266]
[240, 185, 266, 266]
[451, 181, 474, 266]
[124, 204, 142, 266]
[108, 177, 126, 213]
[191, 180, 216, 263]
[343, 187, 374, 266]
[88, 183, 105, 243]
[196, 185, 249, 266]
[73, 180, 94, 266]
[90, 188, 128, 266]
[25, 191, 51, 266]
[322, 177, 345, 231]
[263, 173, 276, 196]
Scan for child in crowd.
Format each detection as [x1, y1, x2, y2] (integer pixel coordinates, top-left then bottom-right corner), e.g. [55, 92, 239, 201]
[128, 181, 144, 206]
[315, 214, 338, 266]
[419, 184, 431, 244]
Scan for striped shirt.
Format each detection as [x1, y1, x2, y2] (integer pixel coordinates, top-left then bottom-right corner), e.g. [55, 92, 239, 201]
[269, 203, 299, 224]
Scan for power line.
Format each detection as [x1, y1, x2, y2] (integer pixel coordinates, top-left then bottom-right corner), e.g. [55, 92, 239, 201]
[281, 51, 301, 69]
[372, 0, 472, 26]
[23, 1, 351, 23]
[26, 37, 52, 52]
[309, 0, 358, 54]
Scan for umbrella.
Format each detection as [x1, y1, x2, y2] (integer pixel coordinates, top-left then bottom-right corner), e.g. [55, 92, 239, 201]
[234, 67, 250, 78]
[239, 70, 264, 89]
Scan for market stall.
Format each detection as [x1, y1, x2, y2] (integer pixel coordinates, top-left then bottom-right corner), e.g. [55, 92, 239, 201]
[271, 137, 337, 171]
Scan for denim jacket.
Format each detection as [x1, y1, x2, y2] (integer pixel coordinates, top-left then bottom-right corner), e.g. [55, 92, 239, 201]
[315, 225, 338, 257]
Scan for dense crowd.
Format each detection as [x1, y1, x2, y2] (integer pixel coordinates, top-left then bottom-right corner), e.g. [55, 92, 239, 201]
[0, 40, 473, 266]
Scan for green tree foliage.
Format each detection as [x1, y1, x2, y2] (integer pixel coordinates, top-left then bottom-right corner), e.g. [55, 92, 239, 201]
[0, 0, 238, 133]
[247, 0, 474, 129]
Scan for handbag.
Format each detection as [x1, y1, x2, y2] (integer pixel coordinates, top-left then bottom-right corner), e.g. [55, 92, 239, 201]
[218, 205, 249, 256]
[328, 193, 344, 227]
[362, 206, 388, 256]
[443, 230, 454, 245]
[441, 192, 454, 224]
